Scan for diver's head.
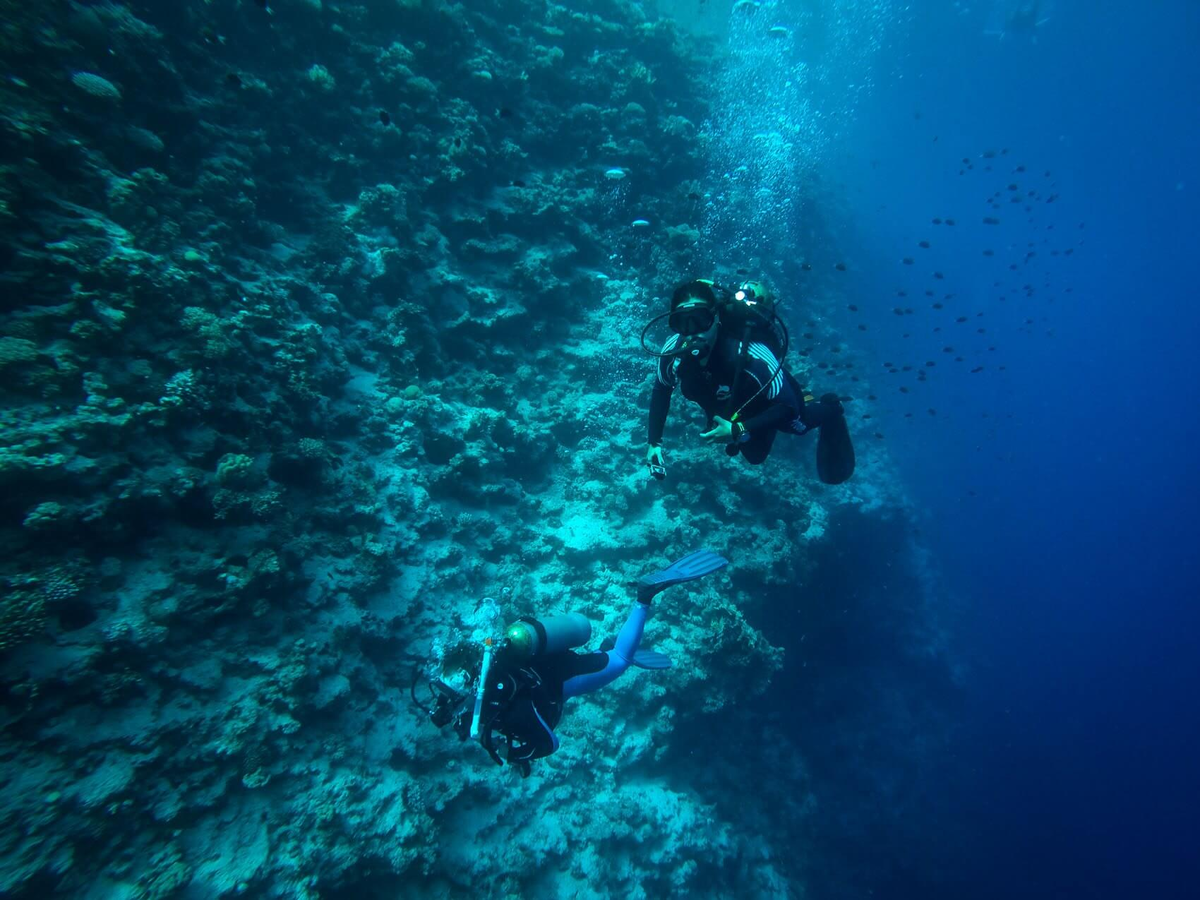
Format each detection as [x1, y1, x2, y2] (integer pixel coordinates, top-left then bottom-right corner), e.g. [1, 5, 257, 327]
[733, 280, 772, 309]
[669, 280, 721, 364]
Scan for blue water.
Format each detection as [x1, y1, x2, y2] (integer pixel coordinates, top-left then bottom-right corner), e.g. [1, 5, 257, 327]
[835, 1, 1200, 895]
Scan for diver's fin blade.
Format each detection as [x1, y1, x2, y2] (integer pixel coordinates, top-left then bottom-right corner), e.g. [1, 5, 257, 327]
[816, 412, 856, 484]
[599, 636, 616, 653]
[632, 649, 673, 670]
[636, 549, 729, 602]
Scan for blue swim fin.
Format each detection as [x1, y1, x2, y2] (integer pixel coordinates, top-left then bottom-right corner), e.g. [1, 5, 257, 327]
[636, 549, 729, 604]
[631, 650, 672, 669]
[599, 637, 673, 669]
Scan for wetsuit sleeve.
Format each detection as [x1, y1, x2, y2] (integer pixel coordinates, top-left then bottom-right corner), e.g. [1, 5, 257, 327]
[648, 336, 679, 446]
[649, 382, 671, 445]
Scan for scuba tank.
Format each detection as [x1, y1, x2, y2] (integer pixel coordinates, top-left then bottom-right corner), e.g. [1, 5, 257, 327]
[503, 612, 592, 659]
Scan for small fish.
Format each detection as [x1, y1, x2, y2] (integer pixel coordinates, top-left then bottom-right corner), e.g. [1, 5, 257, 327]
[971, 366, 984, 373]
[863, 414, 872, 420]
[925, 361, 936, 367]
[928, 408, 937, 415]
[688, 192, 702, 200]
[631, 219, 650, 228]
[897, 290, 908, 297]
[956, 316, 968, 323]
[982, 150, 996, 159]
[737, 268, 748, 274]
[1015, 165, 1026, 173]
[801, 262, 812, 271]
[226, 72, 242, 88]
[498, 107, 514, 118]
[902, 257, 914, 265]
[983, 249, 994, 256]
[943, 346, 954, 353]
[604, 168, 627, 180]
[904, 412, 913, 418]
[848, 304, 858, 311]
[379, 110, 391, 126]
[511, 179, 526, 188]
[925, 290, 934, 297]
[868, 394, 877, 401]
[874, 432, 885, 439]
[932, 302, 944, 309]
[934, 272, 944, 280]
[919, 240, 930, 249]
[835, 262, 847, 271]
[945, 219, 956, 226]
[857, 324, 867, 331]
[983, 217, 1000, 225]
[899, 387, 909, 394]
[1008, 183, 1018, 191]
[932, 218, 943, 225]
[893, 307, 904, 315]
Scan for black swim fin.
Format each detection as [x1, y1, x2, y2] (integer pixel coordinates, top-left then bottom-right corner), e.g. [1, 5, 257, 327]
[815, 394, 855, 484]
[636, 549, 729, 604]
[600, 637, 673, 669]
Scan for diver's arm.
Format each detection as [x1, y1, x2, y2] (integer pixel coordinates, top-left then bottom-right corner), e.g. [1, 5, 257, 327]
[648, 380, 672, 446]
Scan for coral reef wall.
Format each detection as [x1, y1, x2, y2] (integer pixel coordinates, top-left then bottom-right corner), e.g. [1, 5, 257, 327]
[0, 1, 951, 897]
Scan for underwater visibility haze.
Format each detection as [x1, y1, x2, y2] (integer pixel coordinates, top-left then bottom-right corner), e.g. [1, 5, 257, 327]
[1, 0, 1197, 897]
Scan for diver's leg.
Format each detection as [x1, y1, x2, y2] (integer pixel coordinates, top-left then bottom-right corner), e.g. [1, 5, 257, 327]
[562, 603, 648, 699]
[738, 428, 777, 465]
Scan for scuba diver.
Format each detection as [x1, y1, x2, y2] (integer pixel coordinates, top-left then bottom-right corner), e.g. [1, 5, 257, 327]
[641, 278, 856, 485]
[412, 549, 728, 777]
[985, 1, 1050, 41]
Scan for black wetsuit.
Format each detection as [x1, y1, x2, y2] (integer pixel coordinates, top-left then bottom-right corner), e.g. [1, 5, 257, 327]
[649, 332, 840, 464]
[478, 603, 650, 776]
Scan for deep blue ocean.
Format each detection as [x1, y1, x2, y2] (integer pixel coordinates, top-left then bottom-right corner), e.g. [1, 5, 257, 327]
[834, 1, 1200, 896]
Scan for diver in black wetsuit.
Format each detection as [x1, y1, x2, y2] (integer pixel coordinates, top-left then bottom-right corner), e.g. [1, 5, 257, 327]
[643, 279, 855, 484]
[413, 550, 729, 777]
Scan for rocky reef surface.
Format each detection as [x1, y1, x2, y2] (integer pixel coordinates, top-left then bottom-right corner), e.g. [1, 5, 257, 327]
[0, 1, 953, 897]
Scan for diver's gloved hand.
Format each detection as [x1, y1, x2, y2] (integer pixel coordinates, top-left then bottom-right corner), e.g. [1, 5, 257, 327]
[700, 416, 733, 443]
[646, 444, 666, 480]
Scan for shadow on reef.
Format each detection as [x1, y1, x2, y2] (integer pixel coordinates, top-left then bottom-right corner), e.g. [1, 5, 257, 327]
[664, 505, 966, 899]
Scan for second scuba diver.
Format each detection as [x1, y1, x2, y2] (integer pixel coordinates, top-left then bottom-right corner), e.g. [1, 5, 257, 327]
[413, 550, 729, 777]
[642, 278, 856, 485]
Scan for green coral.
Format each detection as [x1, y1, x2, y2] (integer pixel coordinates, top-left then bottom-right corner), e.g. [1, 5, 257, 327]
[0, 586, 46, 654]
[215, 453, 255, 487]
[0, 336, 38, 368]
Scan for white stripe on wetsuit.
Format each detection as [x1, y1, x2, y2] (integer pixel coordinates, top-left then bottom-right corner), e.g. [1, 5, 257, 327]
[657, 335, 680, 387]
[746, 342, 783, 399]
